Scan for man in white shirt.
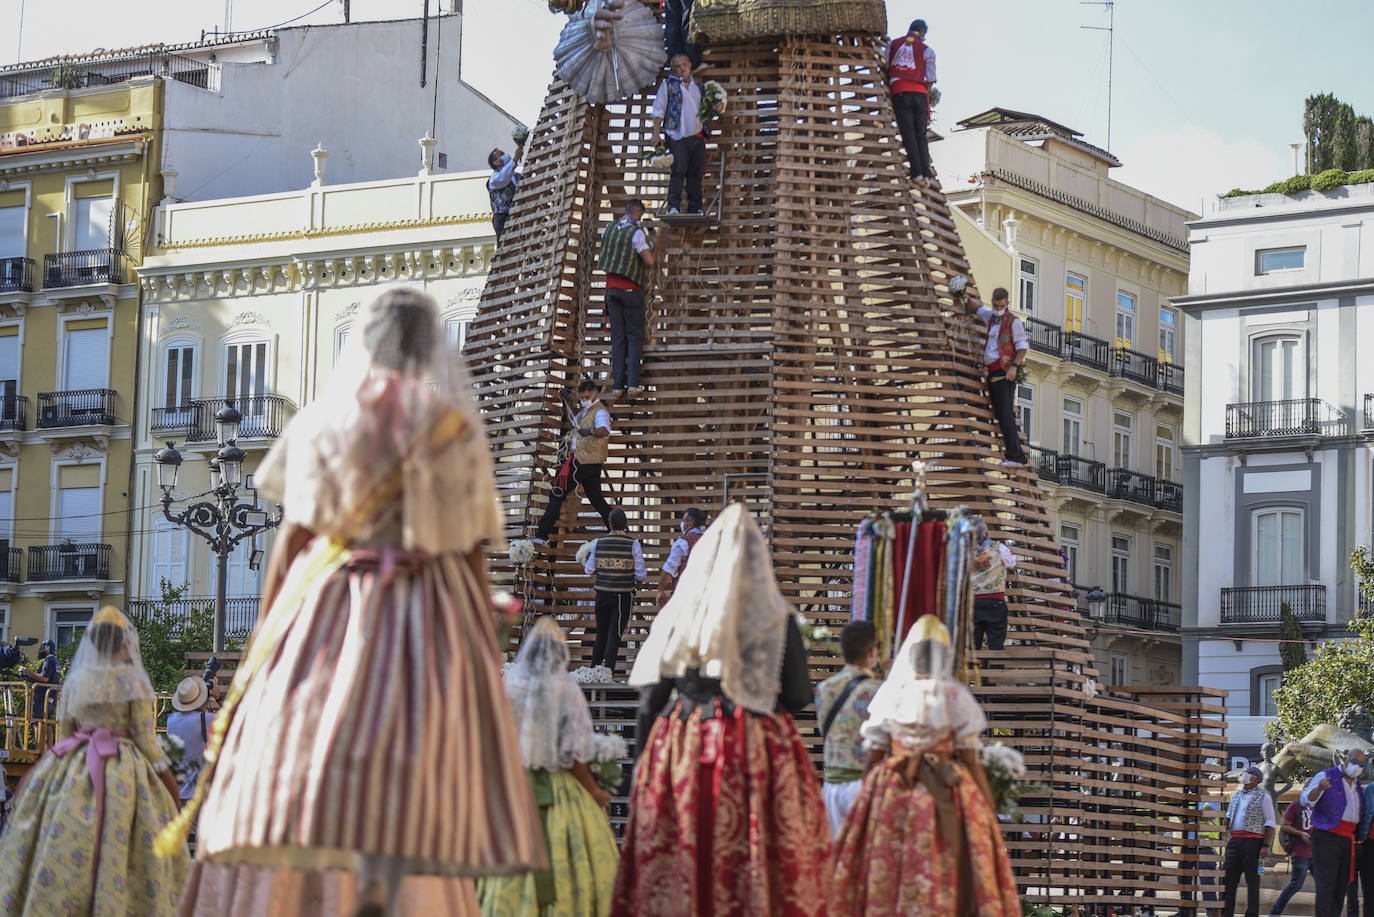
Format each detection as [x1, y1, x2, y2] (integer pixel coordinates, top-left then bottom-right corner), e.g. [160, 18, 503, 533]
[1220, 764, 1276, 917]
[651, 54, 706, 215]
[487, 145, 523, 242]
[656, 507, 707, 606]
[1302, 748, 1369, 917]
[535, 378, 614, 543]
[964, 286, 1028, 466]
[581, 508, 648, 675]
[166, 676, 219, 804]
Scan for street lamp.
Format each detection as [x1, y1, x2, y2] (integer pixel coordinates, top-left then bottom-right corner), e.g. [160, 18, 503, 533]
[1085, 587, 1107, 621]
[154, 399, 281, 652]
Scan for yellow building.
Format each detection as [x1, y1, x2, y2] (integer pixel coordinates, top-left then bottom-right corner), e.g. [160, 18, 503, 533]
[0, 76, 163, 645]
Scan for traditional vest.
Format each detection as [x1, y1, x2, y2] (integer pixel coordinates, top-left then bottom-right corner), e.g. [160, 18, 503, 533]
[597, 217, 649, 289]
[573, 399, 610, 464]
[488, 172, 517, 216]
[1231, 787, 1269, 835]
[970, 541, 1009, 596]
[594, 533, 637, 593]
[887, 34, 929, 92]
[1311, 767, 1363, 831]
[987, 310, 1018, 368]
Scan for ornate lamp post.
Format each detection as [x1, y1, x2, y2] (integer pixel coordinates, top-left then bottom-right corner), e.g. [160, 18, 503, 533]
[154, 400, 281, 652]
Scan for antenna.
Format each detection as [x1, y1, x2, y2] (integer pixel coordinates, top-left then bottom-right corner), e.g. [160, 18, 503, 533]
[16, 0, 25, 62]
[1081, 0, 1115, 152]
[224, 0, 234, 35]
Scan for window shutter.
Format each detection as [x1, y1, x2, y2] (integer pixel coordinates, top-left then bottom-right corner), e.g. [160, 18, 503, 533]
[64, 327, 109, 390]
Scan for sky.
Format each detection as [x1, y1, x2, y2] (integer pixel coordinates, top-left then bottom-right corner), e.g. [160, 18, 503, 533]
[6, 0, 1374, 213]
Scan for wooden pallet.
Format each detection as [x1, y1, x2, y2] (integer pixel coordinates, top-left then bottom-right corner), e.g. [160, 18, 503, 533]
[466, 32, 1225, 914]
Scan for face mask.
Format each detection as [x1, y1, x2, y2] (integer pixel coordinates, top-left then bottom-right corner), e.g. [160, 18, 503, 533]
[500, 153, 512, 168]
[1347, 763, 1364, 778]
[680, 520, 689, 533]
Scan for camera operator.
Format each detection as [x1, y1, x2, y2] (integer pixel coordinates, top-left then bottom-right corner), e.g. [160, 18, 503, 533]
[18, 640, 60, 742]
[166, 676, 221, 806]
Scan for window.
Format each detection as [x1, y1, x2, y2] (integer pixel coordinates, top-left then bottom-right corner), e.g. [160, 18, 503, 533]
[58, 484, 102, 544]
[1153, 544, 1174, 602]
[1018, 257, 1038, 315]
[1159, 308, 1178, 364]
[71, 195, 113, 252]
[1253, 335, 1303, 402]
[1257, 673, 1282, 717]
[0, 203, 23, 259]
[163, 344, 195, 410]
[1016, 383, 1034, 444]
[151, 518, 188, 592]
[1059, 523, 1081, 584]
[1110, 652, 1128, 687]
[1112, 410, 1133, 469]
[0, 329, 17, 420]
[1155, 423, 1176, 481]
[52, 606, 92, 648]
[1111, 534, 1131, 594]
[63, 323, 110, 391]
[1062, 397, 1084, 455]
[1253, 508, 1304, 586]
[0, 606, 7, 643]
[1115, 292, 1135, 349]
[1256, 247, 1305, 275]
[1065, 272, 1086, 333]
[225, 339, 270, 427]
[333, 326, 352, 363]
[446, 316, 470, 353]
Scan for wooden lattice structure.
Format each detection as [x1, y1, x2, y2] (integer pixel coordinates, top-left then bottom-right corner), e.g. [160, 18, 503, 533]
[465, 30, 1226, 915]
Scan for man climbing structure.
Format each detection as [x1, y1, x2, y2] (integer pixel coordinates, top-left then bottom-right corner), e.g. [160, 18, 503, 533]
[652, 53, 707, 215]
[656, 506, 708, 605]
[487, 144, 523, 242]
[534, 377, 614, 543]
[965, 286, 1029, 467]
[598, 200, 656, 397]
[886, 19, 937, 184]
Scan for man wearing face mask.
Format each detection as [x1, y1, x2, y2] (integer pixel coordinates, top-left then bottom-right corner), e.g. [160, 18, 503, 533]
[964, 286, 1028, 467]
[656, 506, 707, 606]
[487, 145, 524, 242]
[1303, 748, 1370, 917]
[1220, 764, 1276, 917]
[969, 515, 1017, 651]
[534, 378, 614, 544]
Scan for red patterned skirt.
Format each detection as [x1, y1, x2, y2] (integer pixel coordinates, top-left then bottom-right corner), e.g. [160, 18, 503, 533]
[610, 700, 830, 917]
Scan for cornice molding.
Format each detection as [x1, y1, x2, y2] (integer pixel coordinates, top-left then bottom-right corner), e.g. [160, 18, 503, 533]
[0, 140, 146, 178]
[140, 244, 496, 303]
[156, 213, 492, 250]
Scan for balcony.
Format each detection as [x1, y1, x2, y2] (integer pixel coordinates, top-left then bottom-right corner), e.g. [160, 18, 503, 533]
[0, 395, 27, 432]
[1107, 468, 1158, 507]
[1225, 398, 1322, 439]
[1027, 317, 1062, 357]
[43, 248, 124, 288]
[27, 543, 111, 582]
[0, 547, 20, 585]
[0, 51, 220, 100]
[1020, 317, 1185, 396]
[1220, 584, 1326, 624]
[1029, 445, 1106, 493]
[1062, 330, 1112, 373]
[155, 395, 293, 443]
[37, 389, 116, 429]
[0, 257, 35, 294]
[1158, 362, 1184, 396]
[1112, 347, 1159, 388]
[1096, 593, 1181, 633]
[1155, 478, 1183, 513]
[127, 596, 261, 640]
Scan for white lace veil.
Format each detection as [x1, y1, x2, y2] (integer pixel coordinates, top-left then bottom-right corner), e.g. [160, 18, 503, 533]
[255, 287, 504, 554]
[58, 607, 155, 720]
[863, 615, 986, 738]
[628, 503, 791, 714]
[504, 617, 594, 771]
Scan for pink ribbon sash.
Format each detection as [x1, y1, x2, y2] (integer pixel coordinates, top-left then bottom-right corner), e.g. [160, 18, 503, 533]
[51, 727, 128, 896]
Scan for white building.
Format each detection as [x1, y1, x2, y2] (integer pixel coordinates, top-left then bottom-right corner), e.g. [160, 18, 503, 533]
[1178, 182, 1374, 766]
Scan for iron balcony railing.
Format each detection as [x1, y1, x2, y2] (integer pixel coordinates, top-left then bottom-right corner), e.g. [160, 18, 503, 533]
[1364, 394, 1373, 431]
[1107, 468, 1158, 507]
[37, 389, 116, 428]
[27, 543, 111, 582]
[1158, 361, 1184, 395]
[1225, 398, 1323, 438]
[0, 257, 35, 293]
[0, 394, 27, 432]
[1026, 317, 1063, 357]
[1155, 479, 1183, 513]
[1062, 330, 1112, 373]
[127, 596, 261, 640]
[0, 547, 19, 583]
[43, 248, 125, 288]
[1027, 444, 1106, 493]
[0, 51, 220, 99]
[1113, 347, 1160, 388]
[1097, 594, 1181, 632]
[150, 404, 198, 435]
[1220, 584, 1326, 624]
[1022, 317, 1186, 394]
[156, 395, 293, 442]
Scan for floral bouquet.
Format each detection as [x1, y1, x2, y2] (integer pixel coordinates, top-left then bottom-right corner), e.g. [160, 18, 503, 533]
[927, 86, 942, 109]
[980, 741, 1046, 820]
[492, 591, 523, 651]
[794, 612, 834, 647]
[589, 731, 628, 794]
[948, 274, 969, 302]
[509, 539, 536, 566]
[512, 124, 530, 147]
[575, 540, 596, 565]
[157, 731, 189, 783]
[639, 145, 674, 170]
[698, 79, 727, 123]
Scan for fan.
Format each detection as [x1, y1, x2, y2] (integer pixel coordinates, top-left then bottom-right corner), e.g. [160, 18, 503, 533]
[554, 0, 664, 104]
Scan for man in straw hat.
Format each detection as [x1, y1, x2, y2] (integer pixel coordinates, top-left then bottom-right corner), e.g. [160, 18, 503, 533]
[166, 675, 219, 806]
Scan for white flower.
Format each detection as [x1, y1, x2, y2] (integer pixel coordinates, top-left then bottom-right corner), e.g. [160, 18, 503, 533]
[981, 742, 1027, 780]
[948, 275, 969, 297]
[590, 731, 628, 762]
[812, 626, 833, 641]
[509, 540, 535, 566]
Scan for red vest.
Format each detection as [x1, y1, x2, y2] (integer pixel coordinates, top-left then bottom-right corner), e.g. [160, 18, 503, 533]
[887, 34, 928, 92]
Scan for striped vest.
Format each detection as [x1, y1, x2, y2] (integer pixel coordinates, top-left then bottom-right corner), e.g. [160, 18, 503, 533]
[573, 400, 609, 464]
[594, 534, 637, 593]
[597, 218, 649, 289]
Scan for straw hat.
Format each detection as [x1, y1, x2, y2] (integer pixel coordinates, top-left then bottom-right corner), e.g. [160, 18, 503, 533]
[172, 676, 208, 712]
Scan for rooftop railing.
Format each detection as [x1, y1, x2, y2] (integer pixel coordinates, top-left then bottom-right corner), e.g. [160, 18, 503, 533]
[0, 52, 220, 100]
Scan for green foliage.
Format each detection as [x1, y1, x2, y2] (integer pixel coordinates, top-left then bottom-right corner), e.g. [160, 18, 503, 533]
[1262, 174, 1313, 195]
[1279, 602, 1309, 671]
[1305, 93, 1374, 173]
[1021, 900, 1067, 917]
[115, 580, 217, 700]
[1351, 169, 1374, 186]
[1311, 168, 1350, 192]
[49, 61, 84, 90]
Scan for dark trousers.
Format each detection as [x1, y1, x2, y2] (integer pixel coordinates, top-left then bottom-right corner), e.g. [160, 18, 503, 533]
[986, 370, 1027, 463]
[663, 0, 701, 67]
[536, 460, 612, 538]
[973, 596, 1009, 650]
[592, 590, 634, 671]
[493, 211, 509, 242]
[667, 135, 706, 213]
[1314, 829, 1356, 917]
[606, 288, 646, 390]
[1222, 836, 1264, 917]
[1357, 840, 1374, 917]
[1272, 855, 1311, 915]
[893, 90, 932, 179]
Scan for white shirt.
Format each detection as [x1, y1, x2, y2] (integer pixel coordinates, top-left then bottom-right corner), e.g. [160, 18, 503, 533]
[976, 305, 1029, 367]
[583, 537, 648, 581]
[663, 527, 705, 577]
[653, 77, 705, 141]
[577, 403, 612, 435]
[488, 155, 518, 191]
[1302, 772, 1361, 822]
[1225, 785, 1277, 830]
[166, 709, 215, 800]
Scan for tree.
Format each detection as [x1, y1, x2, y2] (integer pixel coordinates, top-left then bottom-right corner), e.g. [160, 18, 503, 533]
[126, 580, 217, 697]
[1267, 547, 1374, 748]
[1278, 602, 1308, 671]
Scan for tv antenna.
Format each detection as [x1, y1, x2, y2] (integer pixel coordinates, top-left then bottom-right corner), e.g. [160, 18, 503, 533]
[224, 0, 234, 35]
[1081, 0, 1115, 152]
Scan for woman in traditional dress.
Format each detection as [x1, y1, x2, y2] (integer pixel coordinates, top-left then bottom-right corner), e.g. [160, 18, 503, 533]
[611, 502, 830, 917]
[170, 288, 545, 917]
[831, 615, 1020, 917]
[478, 617, 619, 917]
[0, 606, 190, 916]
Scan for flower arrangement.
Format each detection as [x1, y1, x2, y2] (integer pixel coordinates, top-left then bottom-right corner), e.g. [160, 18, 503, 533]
[948, 274, 969, 301]
[512, 125, 530, 147]
[575, 540, 596, 565]
[794, 612, 834, 647]
[157, 731, 189, 782]
[492, 591, 523, 650]
[589, 731, 628, 794]
[927, 86, 942, 109]
[698, 80, 727, 123]
[509, 539, 536, 566]
[980, 741, 1045, 820]
[639, 145, 674, 170]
